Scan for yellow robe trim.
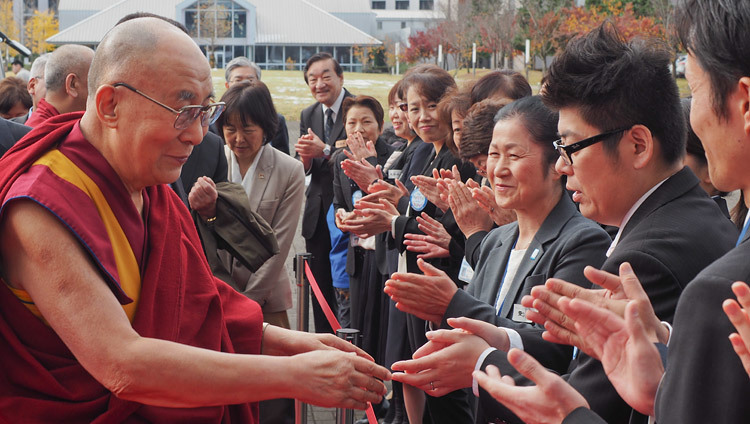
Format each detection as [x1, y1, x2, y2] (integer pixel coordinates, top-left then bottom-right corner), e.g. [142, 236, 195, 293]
[13, 149, 141, 322]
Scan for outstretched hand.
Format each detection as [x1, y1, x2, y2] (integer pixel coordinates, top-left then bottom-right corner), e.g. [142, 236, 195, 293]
[558, 298, 663, 416]
[474, 348, 590, 424]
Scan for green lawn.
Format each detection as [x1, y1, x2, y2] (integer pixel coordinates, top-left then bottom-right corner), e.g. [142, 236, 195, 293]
[212, 68, 691, 122]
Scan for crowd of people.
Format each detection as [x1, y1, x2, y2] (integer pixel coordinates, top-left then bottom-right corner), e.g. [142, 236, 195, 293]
[2, 0, 750, 423]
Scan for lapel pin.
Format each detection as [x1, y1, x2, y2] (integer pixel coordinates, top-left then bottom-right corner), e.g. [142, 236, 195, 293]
[259, 173, 265, 179]
[530, 248, 539, 260]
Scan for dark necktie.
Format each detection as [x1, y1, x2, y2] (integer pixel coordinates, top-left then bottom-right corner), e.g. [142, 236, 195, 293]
[324, 108, 334, 144]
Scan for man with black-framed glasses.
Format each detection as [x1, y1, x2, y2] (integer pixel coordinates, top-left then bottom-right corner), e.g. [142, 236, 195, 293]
[473, 23, 737, 424]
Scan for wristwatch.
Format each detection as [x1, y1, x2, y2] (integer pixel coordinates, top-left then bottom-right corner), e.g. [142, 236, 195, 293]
[322, 144, 331, 158]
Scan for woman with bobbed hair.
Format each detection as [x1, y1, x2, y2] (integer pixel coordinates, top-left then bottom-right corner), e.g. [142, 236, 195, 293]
[0, 76, 32, 119]
[189, 80, 305, 330]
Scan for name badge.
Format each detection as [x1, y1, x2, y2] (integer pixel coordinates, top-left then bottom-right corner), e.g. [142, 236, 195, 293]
[388, 169, 402, 181]
[335, 140, 347, 149]
[458, 258, 474, 283]
[352, 190, 363, 205]
[410, 187, 427, 211]
[512, 304, 532, 323]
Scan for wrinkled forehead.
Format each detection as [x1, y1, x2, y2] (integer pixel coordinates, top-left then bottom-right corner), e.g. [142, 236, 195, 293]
[229, 66, 257, 80]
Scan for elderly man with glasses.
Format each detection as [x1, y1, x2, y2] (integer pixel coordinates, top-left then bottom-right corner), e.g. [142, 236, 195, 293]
[217, 56, 290, 155]
[0, 16, 390, 423]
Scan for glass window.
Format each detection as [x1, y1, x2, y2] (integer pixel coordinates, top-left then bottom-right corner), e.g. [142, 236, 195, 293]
[371, 1, 385, 8]
[395, 1, 409, 10]
[234, 45, 246, 59]
[255, 45, 267, 64]
[320, 46, 334, 55]
[233, 11, 246, 38]
[216, 7, 232, 38]
[268, 45, 284, 64]
[185, 11, 198, 36]
[419, 0, 433, 10]
[401, 21, 406, 29]
[302, 46, 317, 64]
[337, 47, 350, 65]
[377, 21, 382, 30]
[287, 46, 301, 63]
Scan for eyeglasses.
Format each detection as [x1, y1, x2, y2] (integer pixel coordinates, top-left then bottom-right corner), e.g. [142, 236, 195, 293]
[552, 126, 632, 165]
[398, 102, 408, 112]
[113, 82, 225, 130]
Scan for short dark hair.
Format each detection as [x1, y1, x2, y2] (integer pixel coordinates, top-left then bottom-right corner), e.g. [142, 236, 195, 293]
[342, 95, 384, 131]
[388, 79, 404, 105]
[0, 76, 32, 116]
[437, 88, 470, 156]
[470, 70, 532, 104]
[542, 22, 685, 166]
[495, 95, 560, 168]
[303, 52, 343, 84]
[676, 0, 750, 121]
[217, 80, 278, 142]
[401, 64, 456, 104]
[11, 59, 22, 66]
[460, 98, 512, 160]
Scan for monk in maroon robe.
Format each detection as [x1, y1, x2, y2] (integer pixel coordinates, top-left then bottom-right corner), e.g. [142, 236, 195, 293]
[0, 17, 388, 423]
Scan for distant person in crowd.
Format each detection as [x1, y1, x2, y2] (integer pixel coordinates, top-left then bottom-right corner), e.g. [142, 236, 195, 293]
[25, 44, 94, 128]
[11, 53, 49, 125]
[0, 77, 32, 119]
[681, 98, 730, 217]
[389, 98, 610, 421]
[218, 56, 290, 155]
[0, 16, 389, 422]
[11, 59, 30, 83]
[296, 52, 354, 334]
[469, 69, 532, 105]
[469, 23, 737, 424]
[332, 95, 396, 422]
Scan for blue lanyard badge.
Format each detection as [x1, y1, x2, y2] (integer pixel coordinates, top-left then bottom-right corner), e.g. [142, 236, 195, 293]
[410, 187, 427, 212]
[352, 189, 363, 206]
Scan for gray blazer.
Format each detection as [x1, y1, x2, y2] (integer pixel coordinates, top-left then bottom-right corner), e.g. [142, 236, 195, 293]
[442, 193, 610, 329]
[223, 144, 306, 313]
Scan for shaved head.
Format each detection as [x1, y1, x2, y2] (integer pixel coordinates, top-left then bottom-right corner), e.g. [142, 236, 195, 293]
[88, 17, 207, 99]
[45, 44, 94, 94]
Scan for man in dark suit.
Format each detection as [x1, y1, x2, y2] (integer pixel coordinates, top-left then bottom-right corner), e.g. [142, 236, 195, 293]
[0, 118, 31, 158]
[295, 52, 353, 333]
[209, 56, 290, 155]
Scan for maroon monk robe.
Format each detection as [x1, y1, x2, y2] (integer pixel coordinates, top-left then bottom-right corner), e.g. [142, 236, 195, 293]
[0, 112, 264, 423]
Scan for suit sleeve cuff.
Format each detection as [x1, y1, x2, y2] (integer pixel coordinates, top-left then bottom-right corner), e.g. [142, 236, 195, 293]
[473, 347, 497, 396]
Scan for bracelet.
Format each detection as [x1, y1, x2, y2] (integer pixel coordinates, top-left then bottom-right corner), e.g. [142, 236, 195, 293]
[260, 322, 269, 353]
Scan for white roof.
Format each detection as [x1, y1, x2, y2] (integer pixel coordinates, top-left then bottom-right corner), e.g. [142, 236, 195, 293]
[373, 9, 444, 20]
[306, 0, 370, 13]
[48, 0, 180, 44]
[58, 0, 111, 11]
[259, 0, 379, 45]
[48, 0, 381, 46]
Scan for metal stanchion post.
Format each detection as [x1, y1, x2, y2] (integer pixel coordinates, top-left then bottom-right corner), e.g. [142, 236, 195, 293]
[336, 329, 362, 424]
[294, 253, 312, 424]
